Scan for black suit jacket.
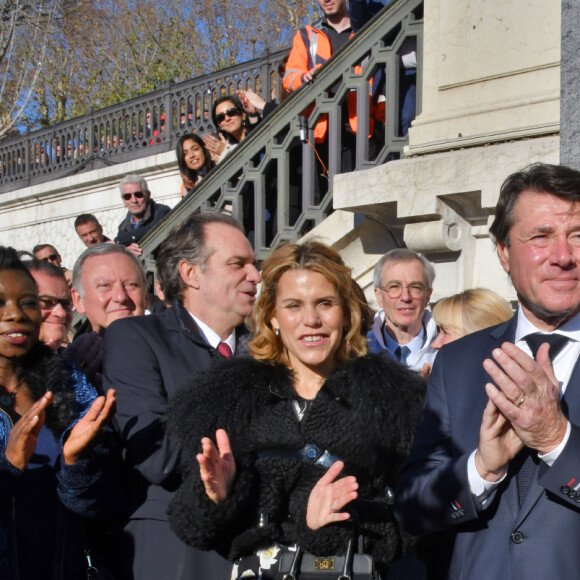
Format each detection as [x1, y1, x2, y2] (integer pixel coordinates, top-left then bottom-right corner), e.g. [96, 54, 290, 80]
[103, 300, 246, 578]
[395, 316, 580, 579]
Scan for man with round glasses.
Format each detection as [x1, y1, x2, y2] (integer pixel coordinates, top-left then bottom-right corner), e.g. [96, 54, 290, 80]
[115, 173, 171, 255]
[368, 247, 437, 375]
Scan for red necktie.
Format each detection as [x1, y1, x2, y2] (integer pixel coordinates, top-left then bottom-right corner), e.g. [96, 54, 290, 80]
[217, 342, 232, 359]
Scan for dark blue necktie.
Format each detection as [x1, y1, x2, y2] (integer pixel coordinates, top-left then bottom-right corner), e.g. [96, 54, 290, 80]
[524, 333, 568, 360]
[395, 345, 411, 364]
[517, 333, 568, 505]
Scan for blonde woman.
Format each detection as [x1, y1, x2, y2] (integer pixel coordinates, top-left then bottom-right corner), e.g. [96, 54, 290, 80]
[167, 241, 425, 579]
[431, 288, 513, 349]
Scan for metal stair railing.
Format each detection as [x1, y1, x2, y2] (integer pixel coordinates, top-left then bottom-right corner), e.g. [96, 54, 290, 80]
[138, 0, 423, 268]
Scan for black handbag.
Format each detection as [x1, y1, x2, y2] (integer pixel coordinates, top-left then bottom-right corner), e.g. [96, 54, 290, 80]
[276, 527, 378, 580]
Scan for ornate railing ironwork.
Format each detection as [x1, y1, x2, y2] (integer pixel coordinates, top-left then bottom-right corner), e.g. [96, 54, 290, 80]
[139, 0, 423, 265]
[0, 49, 289, 192]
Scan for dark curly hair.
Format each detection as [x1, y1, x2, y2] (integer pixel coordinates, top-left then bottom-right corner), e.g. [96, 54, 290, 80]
[0, 246, 36, 286]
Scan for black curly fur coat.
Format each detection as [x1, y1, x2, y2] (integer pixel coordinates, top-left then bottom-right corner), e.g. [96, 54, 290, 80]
[166, 354, 426, 570]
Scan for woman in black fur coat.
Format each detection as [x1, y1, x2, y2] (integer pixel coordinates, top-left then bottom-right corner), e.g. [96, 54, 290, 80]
[167, 241, 426, 579]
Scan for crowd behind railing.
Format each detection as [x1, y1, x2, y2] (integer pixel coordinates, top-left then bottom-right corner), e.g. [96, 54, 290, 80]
[0, 49, 289, 191]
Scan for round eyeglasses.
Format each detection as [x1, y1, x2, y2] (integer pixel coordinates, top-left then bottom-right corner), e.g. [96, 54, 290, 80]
[379, 283, 427, 299]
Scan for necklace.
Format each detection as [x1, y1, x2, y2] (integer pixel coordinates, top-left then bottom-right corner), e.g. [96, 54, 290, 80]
[0, 378, 24, 407]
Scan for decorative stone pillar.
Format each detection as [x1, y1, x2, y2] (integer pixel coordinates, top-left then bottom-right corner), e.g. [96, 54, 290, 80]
[560, 0, 580, 170]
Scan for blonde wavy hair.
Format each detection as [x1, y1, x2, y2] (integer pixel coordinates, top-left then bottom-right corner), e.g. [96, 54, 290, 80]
[432, 288, 513, 338]
[249, 241, 368, 364]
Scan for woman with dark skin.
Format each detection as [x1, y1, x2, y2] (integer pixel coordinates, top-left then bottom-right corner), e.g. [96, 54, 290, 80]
[0, 246, 116, 579]
[168, 241, 425, 579]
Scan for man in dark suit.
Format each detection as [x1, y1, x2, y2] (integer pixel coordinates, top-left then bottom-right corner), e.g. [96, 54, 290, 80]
[103, 213, 260, 580]
[396, 163, 580, 579]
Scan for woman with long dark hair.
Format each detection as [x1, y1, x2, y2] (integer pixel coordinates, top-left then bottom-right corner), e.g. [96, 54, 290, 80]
[176, 132, 213, 197]
[204, 95, 255, 164]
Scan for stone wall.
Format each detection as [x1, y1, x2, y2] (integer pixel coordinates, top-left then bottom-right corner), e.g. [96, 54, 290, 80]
[409, 0, 561, 155]
[0, 0, 564, 314]
[0, 151, 183, 269]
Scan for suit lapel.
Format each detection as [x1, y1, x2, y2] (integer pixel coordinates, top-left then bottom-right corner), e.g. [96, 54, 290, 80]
[515, 338, 580, 525]
[562, 351, 580, 422]
[488, 315, 517, 343]
[515, 457, 543, 526]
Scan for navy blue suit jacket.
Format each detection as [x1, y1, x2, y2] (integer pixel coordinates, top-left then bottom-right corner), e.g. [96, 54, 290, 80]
[395, 316, 580, 579]
[103, 300, 243, 579]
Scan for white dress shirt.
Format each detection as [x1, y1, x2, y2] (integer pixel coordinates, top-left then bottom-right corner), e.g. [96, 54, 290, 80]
[190, 313, 236, 355]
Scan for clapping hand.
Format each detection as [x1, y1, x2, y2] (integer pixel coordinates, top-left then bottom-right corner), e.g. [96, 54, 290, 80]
[62, 389, 116, 465]
[476, 341, 566, 480]
[204, 134, 227, 163]
[306, 461, 358, 530]
[5, 392, 53, 470]
[475, 397, 523, 481]
[483, 342, 566, 454]
[236, 89, 265, 116]
[197, 429, 236, 503]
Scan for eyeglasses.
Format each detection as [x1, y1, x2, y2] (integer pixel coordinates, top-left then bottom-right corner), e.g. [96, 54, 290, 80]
[379, 283, 427, 299]
[215, 108, 242, 124]
[122, 190, 145, 201]
[39, 295, 74, 312]
[41, 254, 59, 262]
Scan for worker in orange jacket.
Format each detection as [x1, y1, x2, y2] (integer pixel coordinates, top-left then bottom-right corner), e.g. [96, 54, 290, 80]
[283, 0, 384, 144]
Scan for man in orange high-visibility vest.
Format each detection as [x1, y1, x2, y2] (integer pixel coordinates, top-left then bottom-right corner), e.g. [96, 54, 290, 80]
[283, 0, 384, 182]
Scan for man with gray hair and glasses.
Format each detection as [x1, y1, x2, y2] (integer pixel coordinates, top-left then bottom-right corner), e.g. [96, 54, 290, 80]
[115, 173, 171, 256]
[368, 247, 437, 376]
